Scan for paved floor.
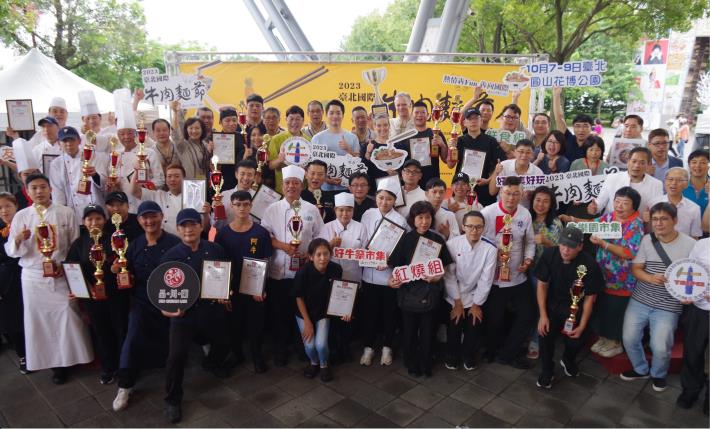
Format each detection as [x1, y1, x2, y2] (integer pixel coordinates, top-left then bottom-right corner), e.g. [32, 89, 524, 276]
[0, 343, 707, 428]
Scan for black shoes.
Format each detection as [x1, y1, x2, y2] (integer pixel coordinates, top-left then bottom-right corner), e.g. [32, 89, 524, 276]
[536, 373, 554, 389]
[651, 377, 667, 392]
[51, 368, 67, 385]
[320, 366, 333, 382]
[303, 364, 319, 379]
[165, 403, 182, 424]
[253, 359, 268, 374]
[99, 372, 115, 385]
[620, 369, 650, 381]
[496, 356, 533, 370]
[19, 357, 32, 375]
[560, 358, 579, 377]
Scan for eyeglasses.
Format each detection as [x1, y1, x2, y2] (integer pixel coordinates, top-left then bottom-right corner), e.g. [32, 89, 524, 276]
[503, 115, 519, 120]
[665, 177, 688, 183]
[463, 224, 484, 231]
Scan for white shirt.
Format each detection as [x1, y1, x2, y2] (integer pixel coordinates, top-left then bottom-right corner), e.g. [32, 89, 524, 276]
[650, 195, 702, 238]
[435, 207, 461, 239]
[595, 172, 663, 215]
[444, 235, 498, 307]
[140, 188, 182, 235]
[389, 117, 415, 138]
[481, 203, 536, 287]
[498, 159, 544, 209]
[261, 198, 324, 280]
[48, 150, 107, 225]
[361, 207, 409, 285]
[116, 145, 165, 212]
[397, 186, 426, 218]
[689, 238, 710, 311]
[32, 139, 62, 173]
[318, 219, 369, 282]
[442, 197, 483, 234]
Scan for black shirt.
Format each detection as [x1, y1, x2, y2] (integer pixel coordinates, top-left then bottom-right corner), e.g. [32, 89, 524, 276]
[389, 229, 454, 269]
[292, 261, 343, 322]
[564, 129, 585, 163]
[454, 131, 505, 206]
[103, 213, 143, 242]
[214, 222, 273, 296]
[534, 247, 604, 312]
[126, 231, 181, 305]
[353, 196, 376, 222]
[396, 128, 445, 188]
[301, 189, 336, 223]
[66, 229, 121, 297]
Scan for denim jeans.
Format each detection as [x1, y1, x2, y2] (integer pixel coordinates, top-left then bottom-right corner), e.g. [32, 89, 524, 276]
[622, 299, 679, 379]
[296, 317, 330, 366]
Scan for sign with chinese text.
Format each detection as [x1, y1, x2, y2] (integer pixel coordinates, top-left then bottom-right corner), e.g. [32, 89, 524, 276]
[141, 68, 211, 108]
[392, 258, 445, 284]
[495, 169, 613, 205]
[565, 221, 622, 239]
[333, 247, 388, 268]
[665, 258, 710, 303]
[311, 143, 367, 186]
[147, 261, 200, 312]
[519, 60, 607, 88]
[441, 75, 510, 96]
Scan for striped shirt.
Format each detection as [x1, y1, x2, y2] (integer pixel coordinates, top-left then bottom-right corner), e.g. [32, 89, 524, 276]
[631, 233, 696, 313]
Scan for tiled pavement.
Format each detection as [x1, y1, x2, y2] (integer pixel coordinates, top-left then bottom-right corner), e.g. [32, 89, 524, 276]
[0, 344, 707, 428]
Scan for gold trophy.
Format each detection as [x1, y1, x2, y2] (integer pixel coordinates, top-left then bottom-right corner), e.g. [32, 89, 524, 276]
[362, 67, 389, 117]
[287, 199, 304, 271]
[255, 134, 270, 191]
[497, 214, 513, 281]
[562, 265, 588, 336]
[78, 130, 96, 195]
[34, 204, 57, 277]
[135, 114, 149, 184]
[313, 189, 325, 219]
[448, 95, 463, 163]
[108, 136, 120, 188]
[431, 93, 443, 157]
[210, 155, 226, 220]
[89, 228, 108, 301]
[111, 213, 132, 289]
[466, 178, 478, 210]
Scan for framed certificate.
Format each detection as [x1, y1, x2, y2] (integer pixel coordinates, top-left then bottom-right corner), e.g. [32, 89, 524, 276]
[411, 236, 442, 264]
[201, 260, 232, 300]
[366, 217, 406, 255]
[239, 257, 268, 297]
[376, 176, 405, 208]
[212, 133, 236, 164]
[327, 279, 359, 318]
[250, 184, 282, 221]
[182, 179, 207, 213]
[42, 154, 59, 174]
[6, 99, 35, 131]
[462, 149, 485, 179]
[409, 137, 431, 167]
[62, 262, 90, 299]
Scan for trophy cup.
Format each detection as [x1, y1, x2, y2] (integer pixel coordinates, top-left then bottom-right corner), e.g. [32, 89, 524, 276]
[210, 155, 226, 220]
[466, 178, 478, 210]
[431, 93, 443, 157]
[313, 189, 325, 219]
[108, 136, 120, 188]
[34, 204, 57, 277]
[135, 115, 149, 184]
[562, 265, 588, 336]
[362, 67, 389, 117]
[89, 228, 108, 301]
[255, 134, 270, 191]
[111, 213, 132, 289]
[287, 199, 304, 271]
[449, 95, 463, 163]
[238, 101, 248, 136]
[77, 130, 96, 195]
[497, 214, 513, 281]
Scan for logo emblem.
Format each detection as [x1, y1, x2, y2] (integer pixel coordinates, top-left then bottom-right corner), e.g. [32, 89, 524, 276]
[164, 267, 185, 288]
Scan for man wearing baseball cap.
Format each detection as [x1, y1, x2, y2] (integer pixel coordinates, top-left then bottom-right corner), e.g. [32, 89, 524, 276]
[443, 171, 483, 232]
[217, 108, 249, 191]
[396, 159, 427, 218]
[159, 208, 231, 423]
[534, 226, 604, 389]
[32, 116, 61, 168]
[103, 191, 143, 241]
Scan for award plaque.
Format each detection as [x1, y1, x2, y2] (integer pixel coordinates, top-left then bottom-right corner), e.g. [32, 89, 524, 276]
[62, 263, 91, 299]
[239, 257, 268, 297]
[366, 217, 406, 256]
[42, 154, 59, 175]
[562, 265, 587, 336]
[411, 236, 442, 264]
[6, 99, 34, 131]
[250, 184, 282, 221]
[212, 133, 236, 165]
[147, 261, 200, 313]
[200, 260, 232, 300]
[182, 179, 207, 213]
[327, 279, 359, 318]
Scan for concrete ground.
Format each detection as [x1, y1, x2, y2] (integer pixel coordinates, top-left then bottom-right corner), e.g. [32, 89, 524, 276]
[0, 341, 707, 428]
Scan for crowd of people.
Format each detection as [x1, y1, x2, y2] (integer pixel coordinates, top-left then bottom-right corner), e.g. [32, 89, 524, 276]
[0, 86, 708, 424]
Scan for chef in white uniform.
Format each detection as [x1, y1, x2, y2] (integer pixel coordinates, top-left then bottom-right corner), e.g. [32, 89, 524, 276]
[131, 163, 185, 235]
[4, 173, 93, 383]
[31, 116, 62, 173]
[317, 192, 368, 282]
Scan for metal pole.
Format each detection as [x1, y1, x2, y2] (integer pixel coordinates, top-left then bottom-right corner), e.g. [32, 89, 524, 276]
[405, 0, 436, 62]
[243, 0, 288, 60]
[259, 0, 307, 59]
[271, 0, 315, 52]
[447, 0, 471, 53]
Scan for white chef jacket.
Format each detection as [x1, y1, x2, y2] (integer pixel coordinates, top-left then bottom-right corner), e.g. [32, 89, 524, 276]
[595, 172, 663, 215]
[318, 219, 369, 282]
[481, 202, 536, 287]
[361, 207, 409, 285]
[48, 150, 108, 225]
[32, 139, 62, 173]
[689, 238, 710, 311]
[397, 186, 426, 218]
[116, 145, 165, 212]
[140, 188, 182, 235]
[5, 203, 93, 370]
[444, 234, 498, 308]
[261, 198, 324, 280]
[649, 195, 702, 238]
[434, 207, 460, 239]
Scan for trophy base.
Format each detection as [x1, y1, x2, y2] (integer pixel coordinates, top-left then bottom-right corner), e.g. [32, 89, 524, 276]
[43, 260, 57, 277]
[289, 256, 301, 272]
[498, 265, 510, 282]
[371, 104, 389, 117]
[449, 148, 459, 163]
[431, 143, 439, 157]
[77, 179, 92, 195]
[562, 319, 575, 336]
[92, 284, 108, 301]
[213, 203, 226, 220]
[136, 168, 148, 184]
[117, 272, 133, 289]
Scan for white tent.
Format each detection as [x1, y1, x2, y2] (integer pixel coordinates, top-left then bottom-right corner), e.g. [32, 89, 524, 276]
[0, 48, 115, 129]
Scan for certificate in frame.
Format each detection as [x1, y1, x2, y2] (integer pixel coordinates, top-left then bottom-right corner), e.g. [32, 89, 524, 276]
[212, 133, 236, 164]
[366, 216, 406, 255]
[326, 279, 359, 318]
[200, 260, 232, 300]
[411, 236, 443, 264]
[239, 257, 268, 297]
[62, 262, 91, 299]
[5, 99, 35, 131]
[182, 179, 207, 213]
[250, 184, 282, 221]
[42, 154, 59, 174]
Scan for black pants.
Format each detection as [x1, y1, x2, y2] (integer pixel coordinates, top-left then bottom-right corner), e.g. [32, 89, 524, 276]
[484, 281, 534, 361]
[4, 332, 26, 359]
[266, 279, 294, 359]
[402, 309, 436, 371]
[360, 282, 398, 349]
[539, 306, 586, 376]
[329, 317, 352, 361]
[445, 302, 484, 366]
[86, 293, 130, 374]
[230, 293, 266, 362]
[680, 305, 709, 398]
[165, 304, 229, 405]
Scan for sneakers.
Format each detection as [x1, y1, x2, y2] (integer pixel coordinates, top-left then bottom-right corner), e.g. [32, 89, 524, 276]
[526, 341, 539, 359]
[304, 364, 320, 379]
[444, 362, 458, 371]
[380, 347, 393, 366]
[360, 347, 374, 366]
[560, 358, 579, 377]
[536, 374, 554, 389]
[463, 361, 478, 371]
[320, 366, 333, 382]
[590, 337, 608, 354]
[651, 378, 667, 392]
[620, 369, 650, 381]
[164, 403, 182, 424]
[18, 357, 32, 375]
[597, 340, 624, 358]
[99, 372, 115, 385]
[112, 387, 132, 411]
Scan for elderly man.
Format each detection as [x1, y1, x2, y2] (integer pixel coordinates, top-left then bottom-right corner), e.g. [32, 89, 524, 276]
[649, 167, 702, 239]
[302, 100, 327, 138]
[389, 92, 415, 137]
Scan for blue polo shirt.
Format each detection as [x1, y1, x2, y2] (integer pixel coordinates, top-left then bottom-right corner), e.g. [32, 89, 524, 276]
[683, 179, 709, 217]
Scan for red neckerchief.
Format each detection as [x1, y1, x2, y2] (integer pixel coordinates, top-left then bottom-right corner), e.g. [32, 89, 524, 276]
[495, 201, 516, 234]
[21, 187, 33, 205]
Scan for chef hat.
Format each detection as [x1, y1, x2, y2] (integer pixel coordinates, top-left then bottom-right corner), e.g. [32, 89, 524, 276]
[12, 138, 40, 173]
[377, 176, 400, 198]
[113, 88, 136, 130]
[49, 97, 67, 110]
[78, 90, 100, 116]
[282, 165, 305, 182]
[334, 192, 354, 207]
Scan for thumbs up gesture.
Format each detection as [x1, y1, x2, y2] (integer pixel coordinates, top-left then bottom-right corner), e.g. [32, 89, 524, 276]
[15, 224, 30, 246]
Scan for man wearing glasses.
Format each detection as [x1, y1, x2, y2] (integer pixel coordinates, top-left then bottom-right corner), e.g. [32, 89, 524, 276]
[396, 159, 427, 218]
[649, 167, 702, 239]
[647, 128, 682, 182]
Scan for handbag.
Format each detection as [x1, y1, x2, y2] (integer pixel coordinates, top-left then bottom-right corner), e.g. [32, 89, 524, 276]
[397, 280, 442, 313]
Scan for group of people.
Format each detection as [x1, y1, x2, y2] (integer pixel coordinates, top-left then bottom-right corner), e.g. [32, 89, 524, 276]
[0, 85, 709, 424]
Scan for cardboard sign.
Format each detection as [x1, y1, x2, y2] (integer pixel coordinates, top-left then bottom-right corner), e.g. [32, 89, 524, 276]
[441, 74, 510, 96]
[565, 221, 622, 239]
[333, 247, 388, 268]
[141, 68, 212, 108]
[495, 169, 617, 205]
[665, 259, 710, 303]
[392, 258, 445, 284]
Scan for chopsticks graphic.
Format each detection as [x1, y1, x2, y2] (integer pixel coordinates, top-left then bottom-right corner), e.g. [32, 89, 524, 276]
[263, 66, 330, 103]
